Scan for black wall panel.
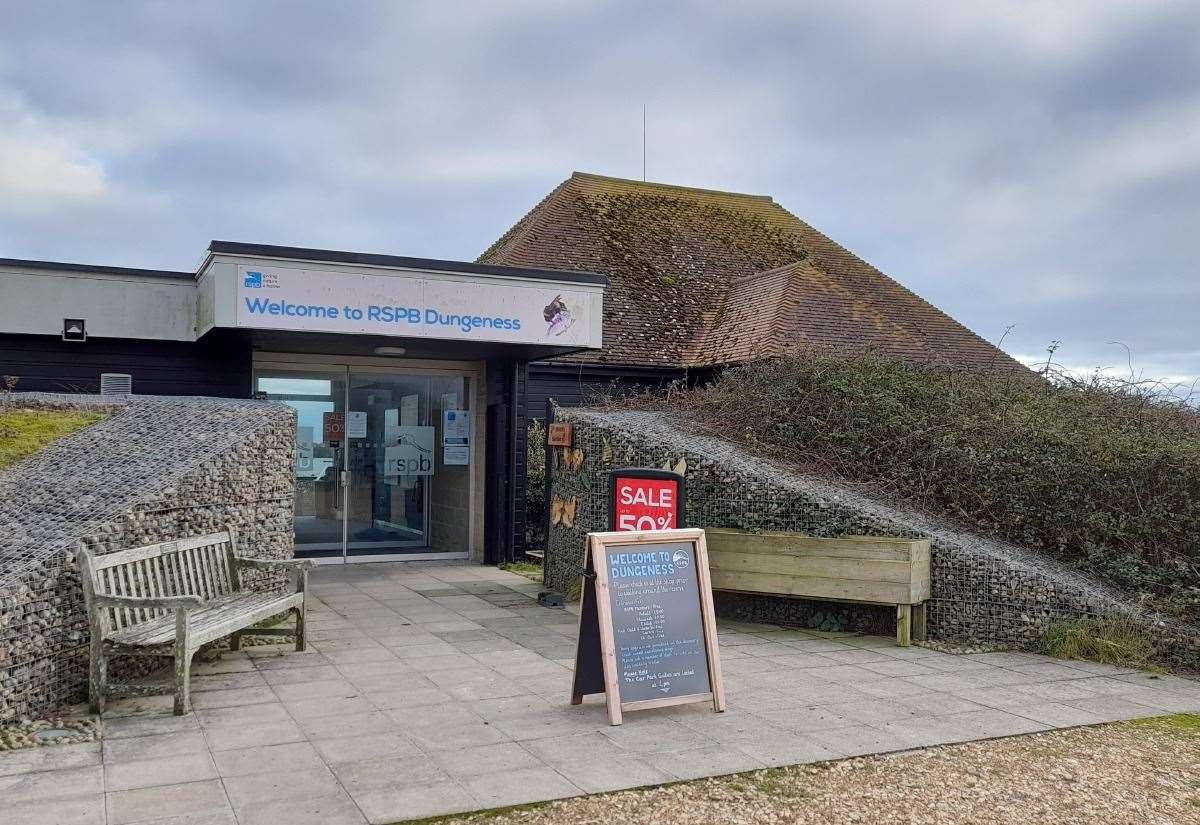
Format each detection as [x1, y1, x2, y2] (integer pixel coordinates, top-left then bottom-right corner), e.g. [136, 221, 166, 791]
[484, 359, 515, 563]
[0, 332, 252, 398]
[525, 363, 700, 420]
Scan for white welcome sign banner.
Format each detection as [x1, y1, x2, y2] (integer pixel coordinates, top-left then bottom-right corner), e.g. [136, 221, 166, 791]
[236, 265, 598, 347]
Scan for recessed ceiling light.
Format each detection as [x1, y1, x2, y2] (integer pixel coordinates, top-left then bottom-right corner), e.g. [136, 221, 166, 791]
[373, 346, 407, 356]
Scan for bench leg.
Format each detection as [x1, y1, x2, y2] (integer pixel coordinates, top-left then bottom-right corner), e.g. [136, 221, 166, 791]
[896, 604, 912, 647]
[229, 631, 242, 652]
[912, 603, 927, 643]
[294, 606, 306, 652]
[294, 569, 309, 653]
[173, 612, 192, 716]
[89, 636, 106, 716]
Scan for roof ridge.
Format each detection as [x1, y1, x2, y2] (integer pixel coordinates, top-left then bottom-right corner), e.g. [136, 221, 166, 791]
[570, 171, 775, 202]
[728, 259, 809, 285]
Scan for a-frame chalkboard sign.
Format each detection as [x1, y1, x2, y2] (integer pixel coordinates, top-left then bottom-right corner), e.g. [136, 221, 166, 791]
[571, 528, 725, 725]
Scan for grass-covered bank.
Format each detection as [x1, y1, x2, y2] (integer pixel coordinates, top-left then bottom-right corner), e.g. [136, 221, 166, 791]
[624, 354, 1200, 620]
[0, 408, 107, 470]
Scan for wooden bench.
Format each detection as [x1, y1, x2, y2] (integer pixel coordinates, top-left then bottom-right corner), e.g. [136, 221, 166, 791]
[705, 529, 931, 646]
[77, 529, 315, 715]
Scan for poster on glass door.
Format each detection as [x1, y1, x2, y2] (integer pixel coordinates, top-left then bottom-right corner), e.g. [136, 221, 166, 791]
[384, 426, 435, 477]
[295, 427, 315, 478]
[443, 410, 470, 466]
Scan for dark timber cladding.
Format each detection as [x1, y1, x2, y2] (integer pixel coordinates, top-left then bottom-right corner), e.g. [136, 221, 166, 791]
[525, 363, 710, 419]
[0, 331, 252, 397]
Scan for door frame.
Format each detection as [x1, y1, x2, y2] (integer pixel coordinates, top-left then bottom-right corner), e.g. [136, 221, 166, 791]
[253, 352, 486, 564]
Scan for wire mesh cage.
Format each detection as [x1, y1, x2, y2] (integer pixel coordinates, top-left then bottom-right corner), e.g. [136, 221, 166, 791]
[545, 407, 1199, 664]
[0, 393, 295, 720]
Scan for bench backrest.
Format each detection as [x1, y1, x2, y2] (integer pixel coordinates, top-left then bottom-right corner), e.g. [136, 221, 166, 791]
[78, 531, 241, 637]
[705, 529, 931, 606]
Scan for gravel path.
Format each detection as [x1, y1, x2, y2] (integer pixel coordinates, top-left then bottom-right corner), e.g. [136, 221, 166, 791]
[434, 716, 1200, 825]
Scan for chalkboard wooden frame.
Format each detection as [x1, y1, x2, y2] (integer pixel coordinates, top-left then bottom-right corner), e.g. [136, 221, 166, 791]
[571, 528, 725, 726]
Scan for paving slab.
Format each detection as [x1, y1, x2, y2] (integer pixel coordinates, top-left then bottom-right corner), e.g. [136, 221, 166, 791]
[104, 752, 218, 791]
[234, 792, 367, 825]
[105, 779, 231, 825]
[463, 765, 582, 809]
[212, 741, 326, 777]
[732, 731, 843, 767]
[222, 765, 341, 808]
[351, 779, 476, 824]
[331, 753, 453, 795]
[549, 752, 675, 793]
[312, 732, 422, 764]
[1, 764, 104, 803]
[642, 743, 766, 780]
[0, 742, 100, 776]
[6, 561, 1199, 824]
[8, 794, 106, 825]
[202, 720, 306, 752]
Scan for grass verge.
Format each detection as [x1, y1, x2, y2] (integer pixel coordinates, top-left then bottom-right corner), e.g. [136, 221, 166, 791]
[1132, 713, 1200, 733]
[499, 561, 544, 584]
[1038, 616, 1156, 668]
[0, 409, 107, 470]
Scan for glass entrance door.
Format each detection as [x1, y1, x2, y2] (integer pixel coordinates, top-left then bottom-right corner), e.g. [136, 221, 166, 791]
[254, 364, 472, 562]
[255, 371, 347, 559]
[346, 372, 431, 556]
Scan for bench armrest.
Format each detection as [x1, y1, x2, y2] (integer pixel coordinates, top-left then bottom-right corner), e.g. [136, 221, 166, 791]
[234, 557, 317, 572]
[95, 594, 204, 610]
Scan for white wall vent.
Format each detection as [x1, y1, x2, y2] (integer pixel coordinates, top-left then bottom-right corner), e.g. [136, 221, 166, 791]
[99, 373, 133, 396]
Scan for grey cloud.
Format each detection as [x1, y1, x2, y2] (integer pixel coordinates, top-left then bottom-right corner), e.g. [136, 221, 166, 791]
[0, 0, 1195, 381]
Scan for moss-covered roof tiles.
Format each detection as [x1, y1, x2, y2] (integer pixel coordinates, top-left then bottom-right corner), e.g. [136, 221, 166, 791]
[479, 171, 1024, 371]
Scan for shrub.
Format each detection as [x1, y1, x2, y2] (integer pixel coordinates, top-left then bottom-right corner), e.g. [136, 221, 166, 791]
[641, 353, 1200, 618]
[1039, 617, 1156, 667]
[525, 418, 548, 551]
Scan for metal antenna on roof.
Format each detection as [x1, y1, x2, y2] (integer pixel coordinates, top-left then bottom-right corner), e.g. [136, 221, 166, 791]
[642, 104, 647, 181]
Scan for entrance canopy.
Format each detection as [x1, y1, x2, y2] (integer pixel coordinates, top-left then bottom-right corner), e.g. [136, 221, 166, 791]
[197, 241, 605, 359]
[0, 241, 605, 359]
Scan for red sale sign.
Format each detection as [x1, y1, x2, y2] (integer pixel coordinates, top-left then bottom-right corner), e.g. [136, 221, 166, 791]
[609, 469, 685, 532]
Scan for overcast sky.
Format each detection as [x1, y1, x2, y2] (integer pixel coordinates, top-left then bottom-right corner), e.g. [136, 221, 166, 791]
[1, 1, 1196, 385]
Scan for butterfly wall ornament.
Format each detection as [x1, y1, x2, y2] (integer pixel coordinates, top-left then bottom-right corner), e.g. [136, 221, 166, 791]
[558, 447, 584, 471]
[659, 457, 688, 475]
[550, 496, 577, 529]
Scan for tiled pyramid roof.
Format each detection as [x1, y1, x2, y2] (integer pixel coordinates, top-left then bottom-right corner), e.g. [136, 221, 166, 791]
[480, 172, 1024, 371]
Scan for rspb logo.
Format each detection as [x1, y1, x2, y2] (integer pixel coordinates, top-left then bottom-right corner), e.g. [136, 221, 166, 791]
[243, 271, 263, 288]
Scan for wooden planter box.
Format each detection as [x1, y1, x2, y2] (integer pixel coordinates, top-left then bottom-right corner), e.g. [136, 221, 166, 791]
[705, 529, 931, 646]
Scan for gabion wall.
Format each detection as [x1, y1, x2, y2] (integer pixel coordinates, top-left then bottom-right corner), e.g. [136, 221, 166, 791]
[548, 408, 1199, 667]
[0, 393, 295, 720]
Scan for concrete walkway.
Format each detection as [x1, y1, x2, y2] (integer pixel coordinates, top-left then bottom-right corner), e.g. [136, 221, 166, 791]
[6, 562, 1200, 825]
